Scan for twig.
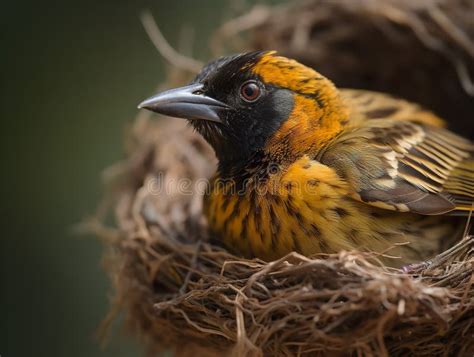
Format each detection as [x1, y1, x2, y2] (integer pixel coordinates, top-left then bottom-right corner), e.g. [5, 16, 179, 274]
[429, 6, 474, 59]
[140, 10, 203, 73]
[210, 5, 271, 55]
[453, 57, 474, 96]
[462, 203, 474, 238]
[428, 6, 474, 96]
[179, 240, 202, 295]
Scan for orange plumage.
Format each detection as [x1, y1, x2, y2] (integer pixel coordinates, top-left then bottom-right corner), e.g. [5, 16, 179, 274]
[139, 51, 473, 266]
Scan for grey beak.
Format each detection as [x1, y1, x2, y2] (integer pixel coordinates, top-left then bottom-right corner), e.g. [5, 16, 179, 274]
[138, 83, 229, 123]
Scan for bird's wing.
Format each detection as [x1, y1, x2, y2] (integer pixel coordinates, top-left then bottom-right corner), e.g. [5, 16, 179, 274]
[319, 119, 474, 215]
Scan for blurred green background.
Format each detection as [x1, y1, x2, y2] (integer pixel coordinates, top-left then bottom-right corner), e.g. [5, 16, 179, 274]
[1, 1, 274, 356]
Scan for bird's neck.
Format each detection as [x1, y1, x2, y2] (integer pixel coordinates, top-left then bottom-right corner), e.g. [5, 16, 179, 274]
[264, 85, 349, 164]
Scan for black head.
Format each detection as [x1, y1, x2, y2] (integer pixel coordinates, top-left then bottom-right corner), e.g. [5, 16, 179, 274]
[138, 51, 294, 166]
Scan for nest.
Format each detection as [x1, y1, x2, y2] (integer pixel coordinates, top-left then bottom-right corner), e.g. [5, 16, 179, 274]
[95, 0, 474, 356]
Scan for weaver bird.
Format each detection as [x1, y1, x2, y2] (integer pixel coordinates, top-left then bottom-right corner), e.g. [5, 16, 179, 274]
[139, 51, 474, 266]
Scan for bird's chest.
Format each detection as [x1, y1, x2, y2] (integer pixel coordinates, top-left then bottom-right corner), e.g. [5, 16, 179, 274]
[204, 157, 364, 260]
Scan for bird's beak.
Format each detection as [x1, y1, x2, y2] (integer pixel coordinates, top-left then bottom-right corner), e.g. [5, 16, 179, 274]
[137, 83, 229, 123]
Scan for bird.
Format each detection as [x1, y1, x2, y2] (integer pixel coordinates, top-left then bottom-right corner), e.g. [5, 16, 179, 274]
[138, 50, 474, 267]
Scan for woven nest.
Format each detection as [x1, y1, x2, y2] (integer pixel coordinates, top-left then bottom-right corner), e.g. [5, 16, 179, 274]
[96, 0, 474, 356]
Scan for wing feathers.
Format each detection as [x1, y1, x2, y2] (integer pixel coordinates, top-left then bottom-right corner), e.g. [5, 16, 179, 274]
[357, 181, 455, 215]
[333, 90, 474, 215]
[322, 117, 474, 215]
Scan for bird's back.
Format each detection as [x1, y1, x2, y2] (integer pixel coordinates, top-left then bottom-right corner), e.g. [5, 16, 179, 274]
[340, 89, 446, 128]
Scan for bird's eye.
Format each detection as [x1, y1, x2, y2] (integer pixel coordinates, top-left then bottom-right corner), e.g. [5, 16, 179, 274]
[240, 81, 261, 102]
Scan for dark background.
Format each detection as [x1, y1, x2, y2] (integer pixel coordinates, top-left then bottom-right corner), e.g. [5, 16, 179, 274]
[1, 1, 268, 356]
[3, 1, 472, 356]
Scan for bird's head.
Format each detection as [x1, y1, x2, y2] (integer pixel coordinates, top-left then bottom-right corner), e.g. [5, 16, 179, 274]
[139, 51, 348, 169]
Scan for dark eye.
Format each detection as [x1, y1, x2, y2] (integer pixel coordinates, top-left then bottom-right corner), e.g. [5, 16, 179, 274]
[240, 81, 261, 102]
